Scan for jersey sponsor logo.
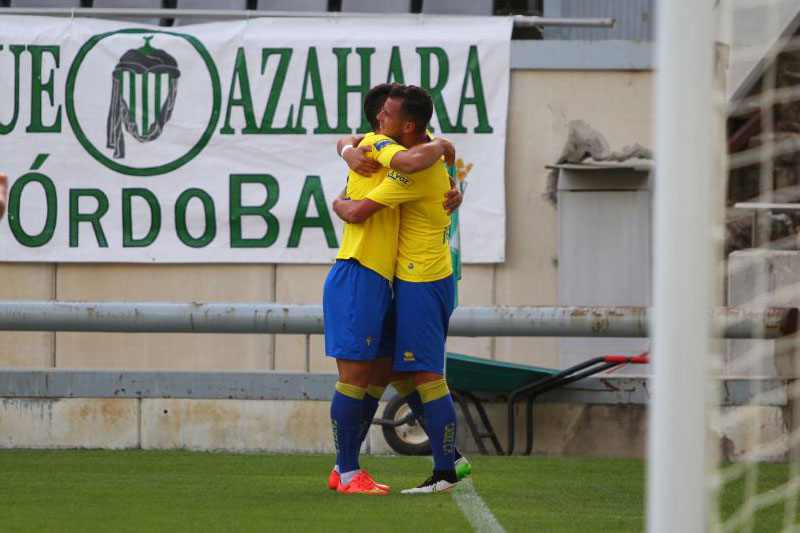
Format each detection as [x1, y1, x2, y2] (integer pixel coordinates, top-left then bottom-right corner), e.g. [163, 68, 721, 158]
[373, 138, 396, 151]
[387, 170, 413, 188]
[407, 263, 414, 270]
[403, 350, 415, 362]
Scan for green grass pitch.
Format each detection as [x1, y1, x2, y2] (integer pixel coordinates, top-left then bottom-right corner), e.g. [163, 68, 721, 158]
[0, 450, 795, 532]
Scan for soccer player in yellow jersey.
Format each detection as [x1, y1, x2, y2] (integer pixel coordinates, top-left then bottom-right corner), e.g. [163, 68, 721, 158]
[323, 84, 458, 495]
[333, 85, 463, 494]
[336, 113, 472, 484]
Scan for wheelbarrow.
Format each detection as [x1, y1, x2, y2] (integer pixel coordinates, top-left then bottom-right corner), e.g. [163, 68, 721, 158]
[374, 352, 649, 455]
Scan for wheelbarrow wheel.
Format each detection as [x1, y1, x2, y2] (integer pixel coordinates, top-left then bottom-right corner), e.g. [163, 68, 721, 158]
[381, 394, 431, 456]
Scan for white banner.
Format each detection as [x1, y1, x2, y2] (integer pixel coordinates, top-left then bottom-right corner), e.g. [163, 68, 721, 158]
[0, 15, 510, 263]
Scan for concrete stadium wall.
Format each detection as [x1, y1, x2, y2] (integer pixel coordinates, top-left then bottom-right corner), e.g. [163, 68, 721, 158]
[0, 397, 649, 457]
[0, 397, 788, 462]
[0, 69, 655, 372]
[0, 370, 790, 460]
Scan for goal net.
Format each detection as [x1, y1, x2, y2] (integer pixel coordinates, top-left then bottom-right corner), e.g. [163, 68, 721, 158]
[651, 1, 800, 531]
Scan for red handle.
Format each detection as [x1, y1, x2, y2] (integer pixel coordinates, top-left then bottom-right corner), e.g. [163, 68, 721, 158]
[603, 353, 650, 364]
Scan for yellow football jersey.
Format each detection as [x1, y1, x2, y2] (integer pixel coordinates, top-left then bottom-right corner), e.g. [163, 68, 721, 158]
[335, 133, 406, 281]
[366, 151, 453, 283]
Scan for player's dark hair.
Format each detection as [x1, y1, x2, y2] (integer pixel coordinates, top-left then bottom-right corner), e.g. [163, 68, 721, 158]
[363, 83, 397, 130]
[388, 85, 433, 132]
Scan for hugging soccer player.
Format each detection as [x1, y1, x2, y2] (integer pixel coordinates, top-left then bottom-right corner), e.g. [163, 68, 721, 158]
[322, 83, 456, 495]
[333, 85, 464, 494]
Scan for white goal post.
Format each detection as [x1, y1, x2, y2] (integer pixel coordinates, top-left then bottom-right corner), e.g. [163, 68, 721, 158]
[648, 1, 716, 532]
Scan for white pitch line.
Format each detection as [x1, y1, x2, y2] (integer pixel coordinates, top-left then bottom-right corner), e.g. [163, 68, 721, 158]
[452, 477, 506, 533]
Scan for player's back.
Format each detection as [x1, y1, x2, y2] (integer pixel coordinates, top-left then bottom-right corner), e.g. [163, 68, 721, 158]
[343, 134, 386, 200]
[335, 133, 400, 282]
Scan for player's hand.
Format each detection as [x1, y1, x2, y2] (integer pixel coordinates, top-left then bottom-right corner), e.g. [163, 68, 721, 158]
[332, 196, 348, 221]
[343, 145, 381, 176]
[434, 138, 456, 166]
[444, 183, 462, 214]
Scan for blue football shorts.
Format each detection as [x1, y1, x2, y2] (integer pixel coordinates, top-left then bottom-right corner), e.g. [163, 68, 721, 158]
[391, 274, 456, 374]
[376, 295, 396, 359]
[323, 259, 392, 360]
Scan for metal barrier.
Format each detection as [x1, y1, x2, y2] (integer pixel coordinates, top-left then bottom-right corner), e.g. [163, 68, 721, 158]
[0, 8, 614, 29]
[0, 300, 796, 339]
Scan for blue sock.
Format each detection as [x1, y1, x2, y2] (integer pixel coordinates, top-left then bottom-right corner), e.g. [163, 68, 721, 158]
[404, 389, 427, 427]
[392, 380, 427, 428]
[418, 379, 457, 472]
[330, 382, 366, 474]
[404, 389, 462, 461]
[358, 385, 385, 446]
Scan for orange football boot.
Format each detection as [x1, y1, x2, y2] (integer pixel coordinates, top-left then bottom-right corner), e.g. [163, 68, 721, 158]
[363, 470, 390, 492]
[328, 469, 340, 490]
[336, 471, 389, 495]
[328, 469, 389, 491]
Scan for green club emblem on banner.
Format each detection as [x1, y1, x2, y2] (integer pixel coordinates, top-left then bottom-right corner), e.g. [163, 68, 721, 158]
[66, 29, 221, 176]
[107, 36, 180, 159]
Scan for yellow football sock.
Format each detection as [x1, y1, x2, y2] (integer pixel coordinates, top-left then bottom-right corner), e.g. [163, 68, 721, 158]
[417, 379, 450, 403]
[335, 381, 366, 400]
[390, 378, 416, 397]
[366, 384, 386, 400]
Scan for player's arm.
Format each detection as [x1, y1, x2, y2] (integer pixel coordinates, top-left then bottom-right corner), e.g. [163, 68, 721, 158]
[377, 135, 462, 213]
[332, 196, 386, 224]
[332, 154, 424, 224]
[389, 137, 456, 174]
[0, 173, 7, 220]
[336, 134, 364, 156]
[337, 134, 381, 176]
